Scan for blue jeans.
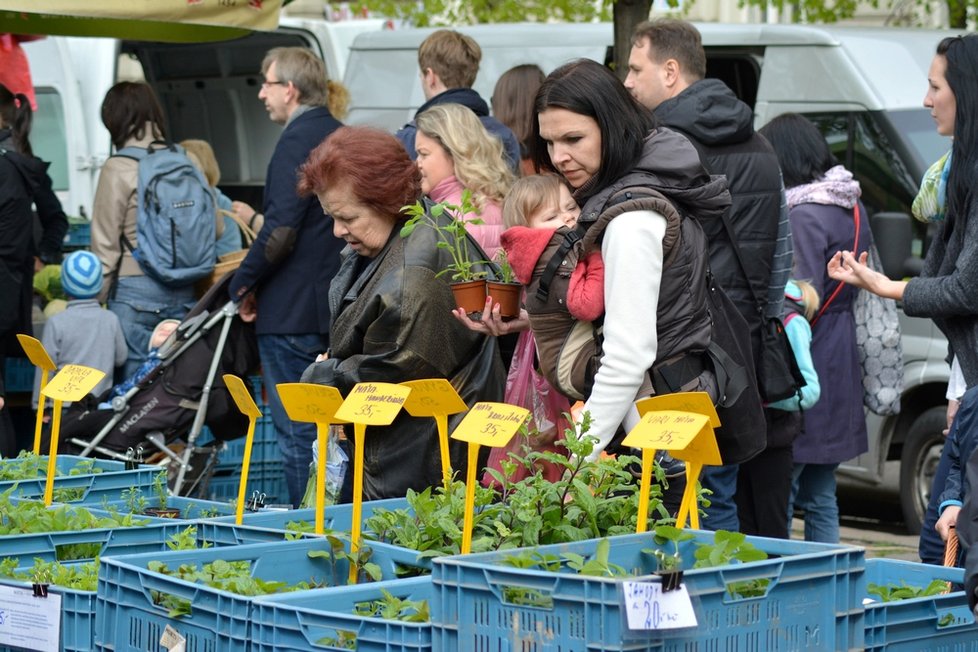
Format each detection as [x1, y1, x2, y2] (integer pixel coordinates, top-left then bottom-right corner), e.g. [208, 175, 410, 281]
[258, 333, 327, 508]
[109, 275, 194, 379]
[789, 462, 841, 543]
[919, 444, 952, 564]
[700, 464, 740, 532]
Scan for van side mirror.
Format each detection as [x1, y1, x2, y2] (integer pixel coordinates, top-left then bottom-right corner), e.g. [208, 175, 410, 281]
[870, 212, 914, 279]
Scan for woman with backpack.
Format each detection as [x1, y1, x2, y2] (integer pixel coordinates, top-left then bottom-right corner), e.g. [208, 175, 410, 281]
[525, 60, 764, 474]
[0, 82, 68, 456]
[91, 82, 208, 378]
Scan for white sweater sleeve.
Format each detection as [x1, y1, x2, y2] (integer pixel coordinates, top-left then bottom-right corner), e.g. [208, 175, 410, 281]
[581, 210, 666, 459]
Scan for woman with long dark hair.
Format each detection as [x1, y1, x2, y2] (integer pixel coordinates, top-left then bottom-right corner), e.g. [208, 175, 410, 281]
[830, 35, 978, 562]
[0, 83, 68, 455]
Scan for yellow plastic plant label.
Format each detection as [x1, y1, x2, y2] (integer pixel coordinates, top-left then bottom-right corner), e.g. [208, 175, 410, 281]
[223, 374, 262, 418]
[16, 334, 56, 372]
[621, 410, 721, 466]
[635, 392, 720, 428]
[400, 379, 468, 416]
[40, 365, 105, 402]
[277, 383, 347, 424]
[450, 402, 529, 447]
[335, 382, 411, 425]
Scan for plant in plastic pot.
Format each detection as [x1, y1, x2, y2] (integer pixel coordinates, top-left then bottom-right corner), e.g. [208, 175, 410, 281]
[487, 248, 522, 319]
[400, 191, 488, 312]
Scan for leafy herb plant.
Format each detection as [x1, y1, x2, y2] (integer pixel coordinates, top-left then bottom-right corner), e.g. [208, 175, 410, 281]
[400, 190, 487, 282]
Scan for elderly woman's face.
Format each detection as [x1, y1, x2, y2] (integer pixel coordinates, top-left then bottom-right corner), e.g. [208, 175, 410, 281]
[538, 108, 602, 189]
[319, 184, 397, 258]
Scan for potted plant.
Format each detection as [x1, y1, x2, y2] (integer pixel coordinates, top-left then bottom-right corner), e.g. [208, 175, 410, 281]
[486, 248, 522, 319]
[400, 190, 488, 313]
[143, 471, 181, 518]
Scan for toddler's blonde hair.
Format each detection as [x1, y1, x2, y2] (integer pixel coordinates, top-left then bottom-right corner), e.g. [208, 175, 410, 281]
[502, 173, 565, 229]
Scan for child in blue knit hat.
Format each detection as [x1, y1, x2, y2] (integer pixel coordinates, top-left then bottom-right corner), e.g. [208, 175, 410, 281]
[33, 251, 127, 409]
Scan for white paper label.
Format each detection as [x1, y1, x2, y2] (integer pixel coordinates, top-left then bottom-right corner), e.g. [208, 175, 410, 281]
[0, 583, 62, 652]
[160, 623, 187, 651]
[622, 580, 698, 630]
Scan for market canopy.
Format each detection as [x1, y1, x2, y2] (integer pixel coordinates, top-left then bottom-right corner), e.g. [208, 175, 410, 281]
[0, 0, 285, 42]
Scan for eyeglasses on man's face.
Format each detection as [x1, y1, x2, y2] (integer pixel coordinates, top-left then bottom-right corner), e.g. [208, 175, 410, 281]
[261, 79, 288, 89]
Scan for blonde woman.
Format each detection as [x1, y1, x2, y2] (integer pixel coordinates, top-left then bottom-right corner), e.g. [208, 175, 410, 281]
[415, 103, 515, 260]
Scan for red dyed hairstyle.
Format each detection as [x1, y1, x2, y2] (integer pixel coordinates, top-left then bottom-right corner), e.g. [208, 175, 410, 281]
[297, 126, 421, 221]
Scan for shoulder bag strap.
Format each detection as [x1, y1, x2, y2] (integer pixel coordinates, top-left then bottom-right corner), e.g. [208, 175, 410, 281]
[715, 206, 766, 313]
[811, 204, 861, 327]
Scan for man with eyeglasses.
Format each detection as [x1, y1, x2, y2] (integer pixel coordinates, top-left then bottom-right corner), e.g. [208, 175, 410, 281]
[228, 46, 346, 508]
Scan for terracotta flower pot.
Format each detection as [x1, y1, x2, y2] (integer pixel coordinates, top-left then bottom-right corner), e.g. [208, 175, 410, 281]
[451, 280, 487, 314]
[486, 281, 522, 319]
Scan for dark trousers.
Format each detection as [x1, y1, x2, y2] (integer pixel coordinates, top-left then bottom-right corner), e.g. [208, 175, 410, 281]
[736, 444, 794, 538]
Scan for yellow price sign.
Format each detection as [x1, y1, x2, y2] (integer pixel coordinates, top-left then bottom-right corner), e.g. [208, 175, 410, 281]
[450, 402, 529, 447]
[17, 334, 56, 372]
[635, 392, 720, 428]
[401, 379, 468, 417]
[335, 382, 411, 426]
[621, 410, 721, 465]
[40, 365, 105, 402]
[223, 374, 262, 419]
[277, 383, 347, 424]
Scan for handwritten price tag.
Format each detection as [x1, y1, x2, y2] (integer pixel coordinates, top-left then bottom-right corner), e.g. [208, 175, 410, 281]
[277, 383, 347, 424]
[622, 410, 721, 466]
[635, 392, 719, 427]
[40, 365, 105, 402]
[335, 383, 410, 426]
[223, 374, 262, 418]
[450, 402, 529, 447]
[401, 379, 468, 416]
[621, 581, 697, 631]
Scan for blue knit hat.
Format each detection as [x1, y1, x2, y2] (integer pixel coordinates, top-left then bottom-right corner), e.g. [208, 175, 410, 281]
[61, 251, 103, 299]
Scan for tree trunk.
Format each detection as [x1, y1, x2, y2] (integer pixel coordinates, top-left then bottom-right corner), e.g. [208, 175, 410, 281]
[947, 0, 966, 28]
[612, 0, 654, 80]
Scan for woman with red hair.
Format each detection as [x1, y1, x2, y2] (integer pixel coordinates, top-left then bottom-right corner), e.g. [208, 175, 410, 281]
[298, 126, 505, 499]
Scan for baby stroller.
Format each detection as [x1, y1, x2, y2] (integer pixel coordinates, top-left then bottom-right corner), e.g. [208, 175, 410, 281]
[59, 274, 260, 496]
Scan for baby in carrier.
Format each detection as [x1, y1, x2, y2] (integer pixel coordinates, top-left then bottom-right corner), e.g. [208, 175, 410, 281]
[500, 174, 655, 402]
[499, 174, 604, 401]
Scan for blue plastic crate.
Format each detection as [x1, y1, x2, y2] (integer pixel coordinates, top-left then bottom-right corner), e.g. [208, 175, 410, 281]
[214, 416, 282, 470]
[211, 497, 409, 532]
[63, 220, 91, 248]
[0, 455, 158, 503]
[95, 495, 237, 520]
[0, 522, 298, 652]
[94, 536, 430, 652]
[431, 530, 865, 652]
[252, 576, 433, 652]
[205, 460, 289, 504]
[2, 357, 34, 393]
[863, 558, 978, 651]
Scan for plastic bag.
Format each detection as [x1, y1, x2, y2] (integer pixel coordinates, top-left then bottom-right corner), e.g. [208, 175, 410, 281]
[300, 425, 349, 508]
[482, 330, 571, 487]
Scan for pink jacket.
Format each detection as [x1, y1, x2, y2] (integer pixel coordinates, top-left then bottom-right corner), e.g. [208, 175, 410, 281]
[428, 176, 503, 261]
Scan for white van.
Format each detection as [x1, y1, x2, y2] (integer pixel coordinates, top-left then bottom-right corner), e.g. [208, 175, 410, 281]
[345, 22, 956, 533]
[23, 17, 386, 221]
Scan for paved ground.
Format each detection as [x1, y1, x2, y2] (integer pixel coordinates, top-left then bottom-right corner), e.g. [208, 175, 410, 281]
[791, 517, 921, 561]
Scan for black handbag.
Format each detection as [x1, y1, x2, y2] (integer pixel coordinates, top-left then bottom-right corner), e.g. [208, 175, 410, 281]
[717, 209, 805, 403]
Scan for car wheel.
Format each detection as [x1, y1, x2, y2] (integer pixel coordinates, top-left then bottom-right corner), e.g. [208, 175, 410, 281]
[899, 406, 946, 535]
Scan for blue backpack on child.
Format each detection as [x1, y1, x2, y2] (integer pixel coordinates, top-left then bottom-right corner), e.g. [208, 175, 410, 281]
[115, 141, 216, 287]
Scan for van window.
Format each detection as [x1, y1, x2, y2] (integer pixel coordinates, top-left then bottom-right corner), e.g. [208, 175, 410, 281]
[30, 88, 69, 192]
[806, 111, 917, 217]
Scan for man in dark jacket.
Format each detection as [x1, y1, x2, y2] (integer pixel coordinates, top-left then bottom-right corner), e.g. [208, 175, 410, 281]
[395, 29, 520, 171]
[625, 19, 791, 536]
[228, 47, 345, 507]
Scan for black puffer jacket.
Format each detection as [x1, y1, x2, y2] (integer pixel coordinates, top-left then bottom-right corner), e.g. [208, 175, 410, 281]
[0, 130, 68, 355]
[301, 213, 505, 499]
[654, 79, 783, 363]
